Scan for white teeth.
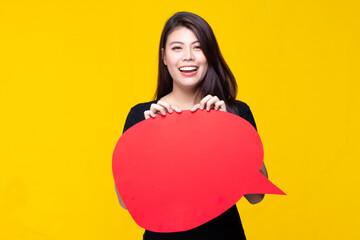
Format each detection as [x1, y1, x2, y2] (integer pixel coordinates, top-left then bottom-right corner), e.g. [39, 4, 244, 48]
[179, 66, 198, 71]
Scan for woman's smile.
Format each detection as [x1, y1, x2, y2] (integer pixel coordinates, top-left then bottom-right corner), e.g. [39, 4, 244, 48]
[179, 65, 199, 77]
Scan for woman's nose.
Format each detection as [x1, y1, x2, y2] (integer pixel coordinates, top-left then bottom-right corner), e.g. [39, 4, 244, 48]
[183, 47, 194, 61]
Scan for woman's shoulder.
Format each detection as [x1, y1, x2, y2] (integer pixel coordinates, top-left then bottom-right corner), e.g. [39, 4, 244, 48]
[123, 99, 158, 133]
[234, 100, 257, 130]
[127, 99, 158, 121]
[234, 99, 251, 115]
[130, 99, 158, 113]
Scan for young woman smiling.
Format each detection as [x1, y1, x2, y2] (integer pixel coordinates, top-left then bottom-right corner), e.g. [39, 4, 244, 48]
[116, 11, 268, 240]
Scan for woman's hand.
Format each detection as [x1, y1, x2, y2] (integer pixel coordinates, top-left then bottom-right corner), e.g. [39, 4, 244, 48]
[144, 100, 182, 119]
[191, 95, 227, 112]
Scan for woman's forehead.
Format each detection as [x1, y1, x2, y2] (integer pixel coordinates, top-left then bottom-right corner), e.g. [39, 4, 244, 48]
[166, 27, 198, 44]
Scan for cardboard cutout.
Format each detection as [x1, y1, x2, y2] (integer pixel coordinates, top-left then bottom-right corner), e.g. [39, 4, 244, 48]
[112, 110, 285, 232]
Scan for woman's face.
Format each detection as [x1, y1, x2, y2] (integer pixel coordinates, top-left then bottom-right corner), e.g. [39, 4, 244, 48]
[163, 27, 208, 92]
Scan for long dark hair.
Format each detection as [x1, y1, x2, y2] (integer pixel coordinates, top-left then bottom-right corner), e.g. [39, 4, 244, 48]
[154, 11, 239, 115]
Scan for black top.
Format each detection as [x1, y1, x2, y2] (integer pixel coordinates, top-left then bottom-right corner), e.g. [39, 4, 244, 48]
[122, 99, 257, 240]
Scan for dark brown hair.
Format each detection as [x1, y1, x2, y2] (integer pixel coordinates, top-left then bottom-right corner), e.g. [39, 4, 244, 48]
[154, 11, 239, 115]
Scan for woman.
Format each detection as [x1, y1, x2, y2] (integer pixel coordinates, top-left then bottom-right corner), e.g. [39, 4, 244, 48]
[116, 11, 268, 239]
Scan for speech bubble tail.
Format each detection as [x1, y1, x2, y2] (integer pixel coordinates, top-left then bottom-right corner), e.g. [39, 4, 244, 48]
[243, 173, 286, 195]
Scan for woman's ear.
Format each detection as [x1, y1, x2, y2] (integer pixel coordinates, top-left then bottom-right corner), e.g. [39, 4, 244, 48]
[161, 48, 166, 65]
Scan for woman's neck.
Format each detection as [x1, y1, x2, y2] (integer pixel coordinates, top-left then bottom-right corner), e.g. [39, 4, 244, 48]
[161, 88, 202, 110]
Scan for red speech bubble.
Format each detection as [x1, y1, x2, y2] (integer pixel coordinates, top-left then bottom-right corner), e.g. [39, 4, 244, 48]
[112, 110, 285, 232]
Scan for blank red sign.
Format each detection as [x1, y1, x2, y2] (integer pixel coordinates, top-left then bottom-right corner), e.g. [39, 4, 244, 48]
[112, 110, 285, 232]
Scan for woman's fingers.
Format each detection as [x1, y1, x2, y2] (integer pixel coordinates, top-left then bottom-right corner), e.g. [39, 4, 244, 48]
[144, 110, 156, 119]
[198, 95, 227, 112]
[146, 96, 228, 119]
[214, 100, 227, 112]
[150, 103, 167, 116]
[149, 110, 157, 118]
[190, 104, 201, 112]
[199, 95, 220, 111]
[172, 105, 182, 113]
[205, 96, 220, 111]
[144, 101, 182, 119]
[199, 95, 212, 110]
[157, 100, 173, 114]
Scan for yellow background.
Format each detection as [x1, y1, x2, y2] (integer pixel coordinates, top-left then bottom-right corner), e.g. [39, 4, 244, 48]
[1, 0, 359, 239]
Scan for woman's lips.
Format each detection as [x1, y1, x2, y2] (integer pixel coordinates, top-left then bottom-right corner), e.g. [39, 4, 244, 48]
[179, 68, 198, 77]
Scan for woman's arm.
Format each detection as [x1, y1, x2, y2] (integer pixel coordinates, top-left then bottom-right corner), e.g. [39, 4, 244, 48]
[244, 162, 268, 204]
[115, 185, 127, 209]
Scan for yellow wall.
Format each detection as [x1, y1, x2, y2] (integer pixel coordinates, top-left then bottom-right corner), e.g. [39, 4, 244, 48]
[1, 0, 359, 239]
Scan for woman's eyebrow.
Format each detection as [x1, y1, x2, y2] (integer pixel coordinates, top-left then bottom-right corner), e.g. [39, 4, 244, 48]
[169, 40, 200, 45]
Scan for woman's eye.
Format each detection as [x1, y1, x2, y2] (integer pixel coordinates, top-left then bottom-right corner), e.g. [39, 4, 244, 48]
[172, 46, 181, 50]
[194, 46, 201, 49]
